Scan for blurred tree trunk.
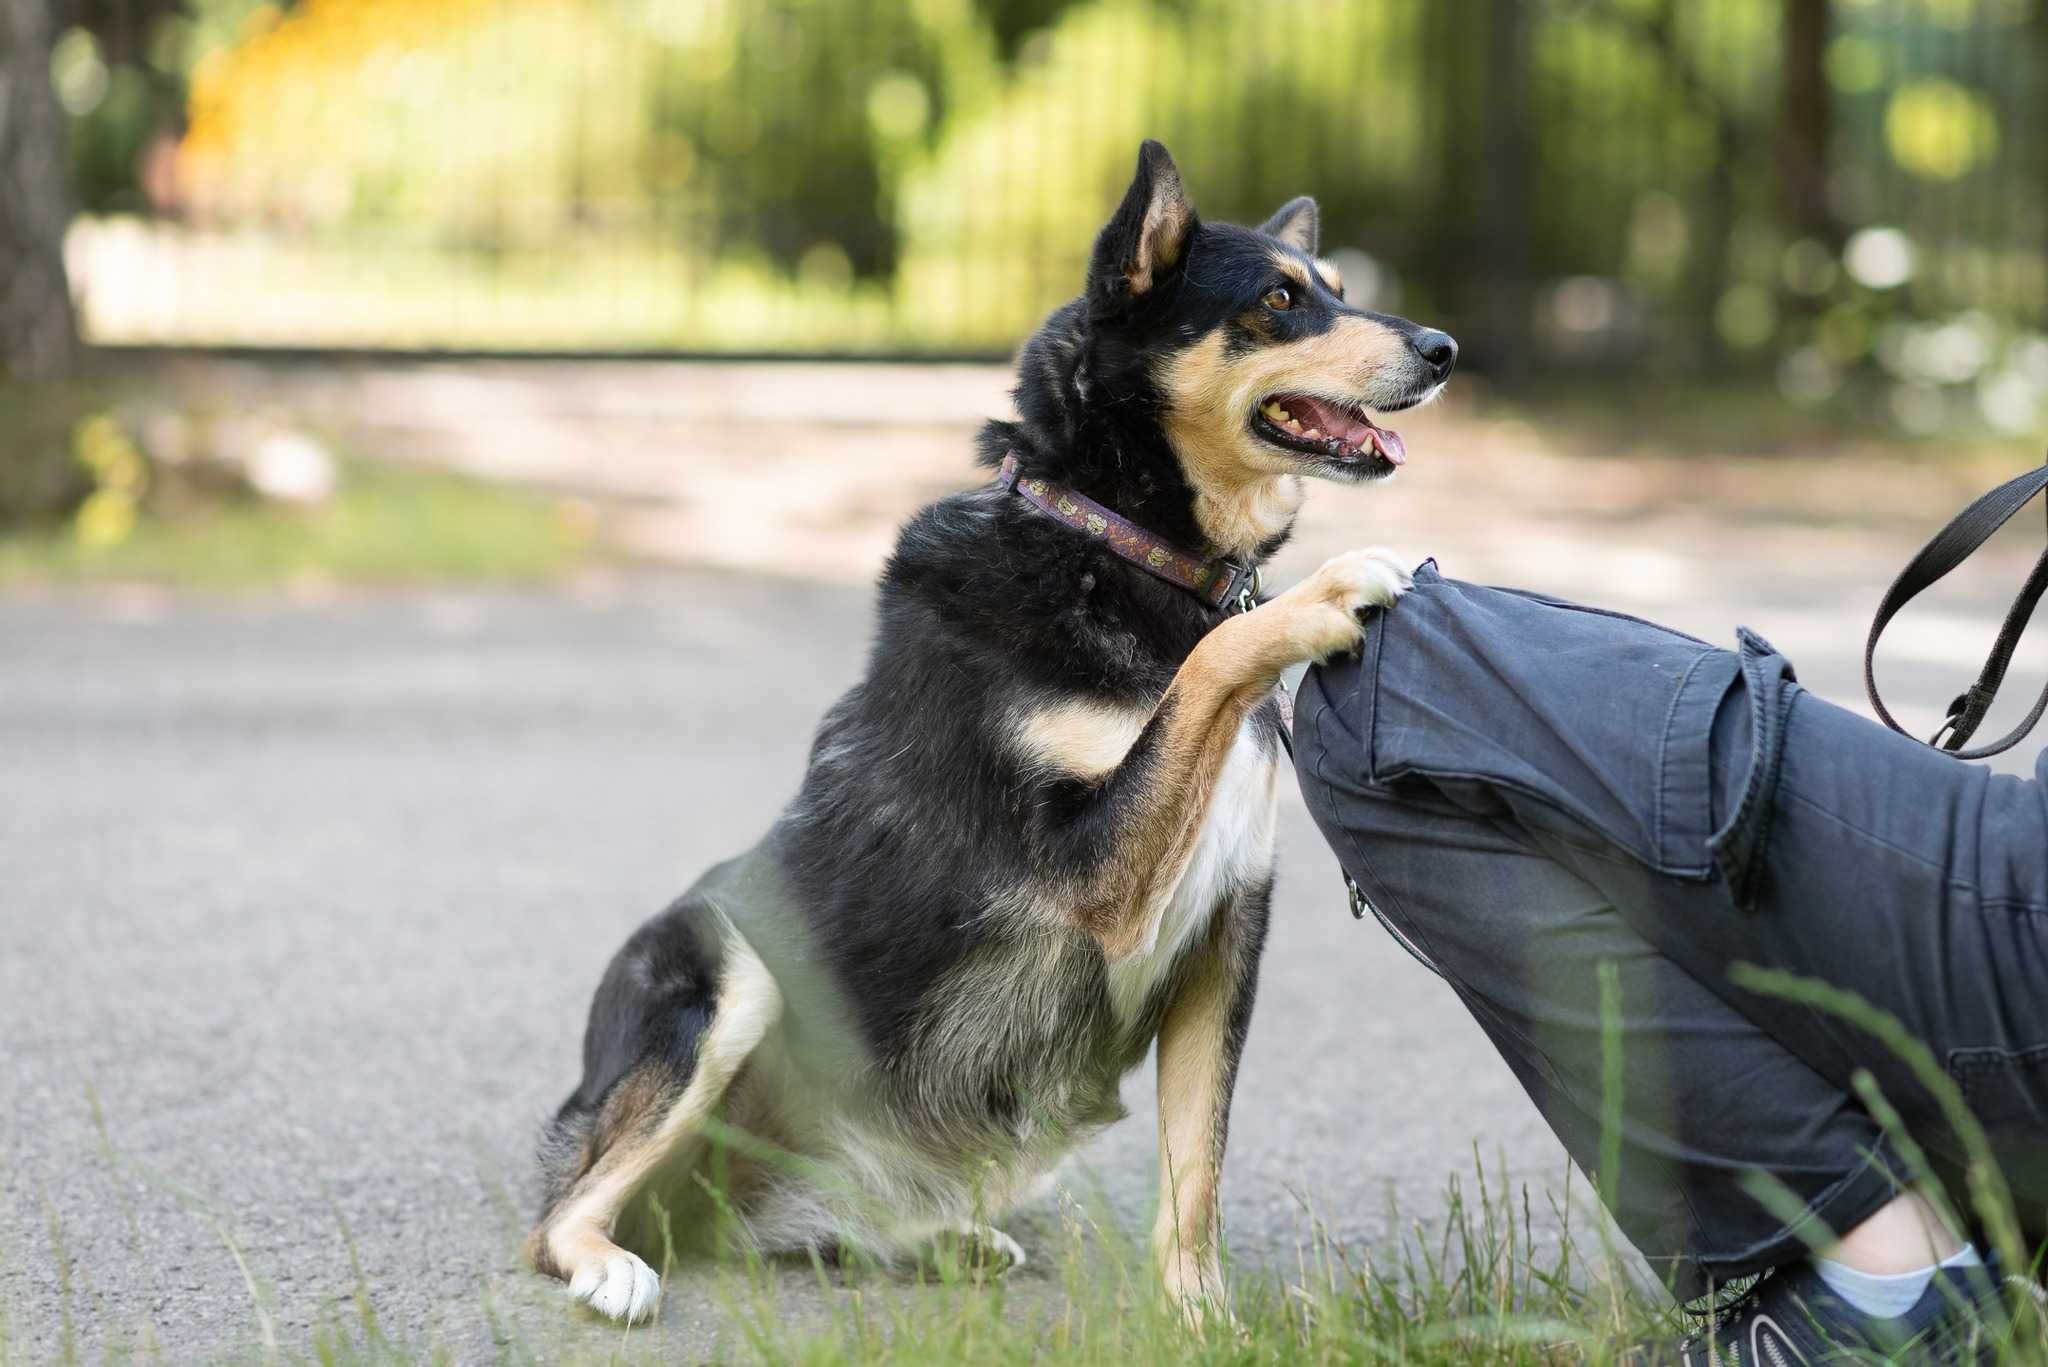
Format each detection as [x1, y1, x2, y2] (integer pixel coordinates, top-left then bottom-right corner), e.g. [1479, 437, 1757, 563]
[1478, 0, 1531, 380]
[0, 0, 79, 380]
[1424, 0, 1529, 375]
[1776, 0, 1835, 245]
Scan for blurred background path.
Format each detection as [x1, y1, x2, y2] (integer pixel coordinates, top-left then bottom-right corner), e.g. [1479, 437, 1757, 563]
[127, 351, 2048, 743]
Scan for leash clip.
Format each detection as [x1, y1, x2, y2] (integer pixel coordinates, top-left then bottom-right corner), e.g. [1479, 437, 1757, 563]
[1226, 562, 1262, 615]
[1345, 874, 1367, 920]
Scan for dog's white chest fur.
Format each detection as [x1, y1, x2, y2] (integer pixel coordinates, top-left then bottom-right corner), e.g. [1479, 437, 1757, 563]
[1104, 717, 1278, 1022]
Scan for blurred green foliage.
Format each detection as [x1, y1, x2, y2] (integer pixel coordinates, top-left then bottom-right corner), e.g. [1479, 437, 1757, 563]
[48, 0, 2048, 434]
[0, 437, 585, 586]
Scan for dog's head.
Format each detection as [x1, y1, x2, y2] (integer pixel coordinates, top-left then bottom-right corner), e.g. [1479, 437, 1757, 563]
[1028, 140, 1456, 556]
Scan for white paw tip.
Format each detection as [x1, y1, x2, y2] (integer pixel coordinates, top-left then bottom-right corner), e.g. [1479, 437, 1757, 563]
[988, 1228, 1027, 1269]
[569, 1252, 661, 1324]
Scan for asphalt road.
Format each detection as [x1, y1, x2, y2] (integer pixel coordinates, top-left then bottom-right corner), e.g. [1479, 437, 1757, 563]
[4, 540, 2043, 1359]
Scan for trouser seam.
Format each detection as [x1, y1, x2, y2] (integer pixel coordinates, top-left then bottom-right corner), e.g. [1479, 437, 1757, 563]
[1775, 786, 1953, 877]
[1653, 648, 1720, 864]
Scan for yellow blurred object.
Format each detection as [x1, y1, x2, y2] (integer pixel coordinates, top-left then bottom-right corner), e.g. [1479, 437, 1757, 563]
[74, 489, 139, 549]
[1886, 78, 2000, 181]
[180, 0, 631, 233]
[73, 414, 149, 497]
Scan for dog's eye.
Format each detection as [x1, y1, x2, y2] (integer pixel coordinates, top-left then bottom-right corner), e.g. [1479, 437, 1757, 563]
[1263, 286, 1293, 311]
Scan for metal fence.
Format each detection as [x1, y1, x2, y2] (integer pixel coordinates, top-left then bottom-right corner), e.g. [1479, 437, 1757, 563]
[62, 0, 2048, 379]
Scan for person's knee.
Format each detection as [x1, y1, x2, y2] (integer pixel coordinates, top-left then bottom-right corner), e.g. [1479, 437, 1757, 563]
[1293, 646, 1648, 991]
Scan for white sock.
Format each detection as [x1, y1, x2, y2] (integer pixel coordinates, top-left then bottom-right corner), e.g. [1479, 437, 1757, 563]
[1812, 1243, 1982, 1319]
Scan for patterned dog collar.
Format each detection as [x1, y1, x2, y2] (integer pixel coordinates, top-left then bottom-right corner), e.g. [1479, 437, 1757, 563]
[996, 453, 1255, 611]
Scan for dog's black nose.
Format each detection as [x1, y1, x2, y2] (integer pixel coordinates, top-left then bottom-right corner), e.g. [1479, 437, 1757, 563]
[1412, 329, 1458, 381]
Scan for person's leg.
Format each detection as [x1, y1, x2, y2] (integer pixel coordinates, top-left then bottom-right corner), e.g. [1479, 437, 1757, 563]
[1295, 564, 2048, 1297]
[1521, 675, 2048, 1320]
[1296, 666, 1905, 1301]
[1535, 673, 2048, 1212]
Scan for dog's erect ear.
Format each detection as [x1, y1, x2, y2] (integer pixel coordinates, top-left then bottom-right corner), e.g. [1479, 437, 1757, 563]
[1259, 196, 1319, 255]
[1089, 140, 1194, 302]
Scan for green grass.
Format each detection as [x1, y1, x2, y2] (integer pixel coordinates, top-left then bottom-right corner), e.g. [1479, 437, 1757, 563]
[8, 1120, 2045, 1364]
[0, 459, 590, 589]
[7, 1146, 1688, 1367]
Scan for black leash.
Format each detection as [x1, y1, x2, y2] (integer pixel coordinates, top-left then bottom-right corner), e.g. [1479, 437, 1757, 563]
[1866, 457, 2048, 760]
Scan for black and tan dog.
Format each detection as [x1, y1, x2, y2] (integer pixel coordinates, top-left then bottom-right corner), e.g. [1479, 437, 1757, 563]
[527, 141, 1456, 1324]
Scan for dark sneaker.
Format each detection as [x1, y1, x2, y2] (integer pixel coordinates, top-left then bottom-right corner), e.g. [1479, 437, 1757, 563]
[1650, 1259, 2010, 1364]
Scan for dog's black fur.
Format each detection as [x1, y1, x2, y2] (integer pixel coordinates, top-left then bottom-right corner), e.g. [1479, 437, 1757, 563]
[529, 141, 1454, 1324]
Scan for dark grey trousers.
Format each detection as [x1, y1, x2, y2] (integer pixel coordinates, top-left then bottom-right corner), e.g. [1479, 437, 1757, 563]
[1292, 562, 2048, 1299]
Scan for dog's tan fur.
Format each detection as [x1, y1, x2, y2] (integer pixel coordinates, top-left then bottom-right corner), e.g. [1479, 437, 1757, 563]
[1124, 162, 1192, 294]
[1270, 249, 1316, 293]
[1155, 321, 1410, 557]
[1153, 921, 1238, 1312]
[1012, 700, 1148, 780]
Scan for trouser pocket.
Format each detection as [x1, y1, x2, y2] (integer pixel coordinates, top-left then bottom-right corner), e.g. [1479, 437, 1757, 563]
[1949, 1044, 2048, 1131]
[1356, 571, 1753, 882]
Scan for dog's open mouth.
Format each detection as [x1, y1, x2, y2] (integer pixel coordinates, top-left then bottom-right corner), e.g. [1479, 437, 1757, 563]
[1251, 394, 1406, 473]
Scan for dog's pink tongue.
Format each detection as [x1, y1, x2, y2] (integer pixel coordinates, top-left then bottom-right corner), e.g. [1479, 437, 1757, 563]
[1294, 396, 1404, 466]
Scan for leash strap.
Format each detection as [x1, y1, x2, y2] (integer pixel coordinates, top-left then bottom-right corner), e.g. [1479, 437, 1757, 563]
[1865, 458, 2048, 760]
[997, 454, 1254, 610]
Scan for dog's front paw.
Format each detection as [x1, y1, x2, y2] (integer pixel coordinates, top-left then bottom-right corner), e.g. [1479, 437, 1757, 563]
[920, 1223, 1027, 1278]
[972, 1225, 1028, 1272]
[567, 1250, 661, 1324]
[1278, 547, 1413, 662]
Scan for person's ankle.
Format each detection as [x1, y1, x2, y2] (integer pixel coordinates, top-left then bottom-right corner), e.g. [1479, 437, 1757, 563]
[1812, 1243, 1981, 1319]
[1819, 1185, 1964, 1274]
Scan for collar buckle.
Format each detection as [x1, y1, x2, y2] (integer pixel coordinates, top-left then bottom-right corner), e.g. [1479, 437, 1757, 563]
[1220, 561, 1262, 614]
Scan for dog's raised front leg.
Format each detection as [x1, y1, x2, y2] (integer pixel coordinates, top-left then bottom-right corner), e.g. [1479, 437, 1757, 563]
[1061, 548, 1410, 961]
[1152, 906, 1261, 1324]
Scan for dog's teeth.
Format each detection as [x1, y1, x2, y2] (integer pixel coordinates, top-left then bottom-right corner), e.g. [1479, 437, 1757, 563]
[1303, 427, 1322, 439]
[1263, 402, 1288, 421]
[1283, 418, 1303, 432]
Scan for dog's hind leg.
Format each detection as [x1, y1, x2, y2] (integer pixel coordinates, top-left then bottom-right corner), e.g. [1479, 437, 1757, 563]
[526, 938, 781, 1323]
